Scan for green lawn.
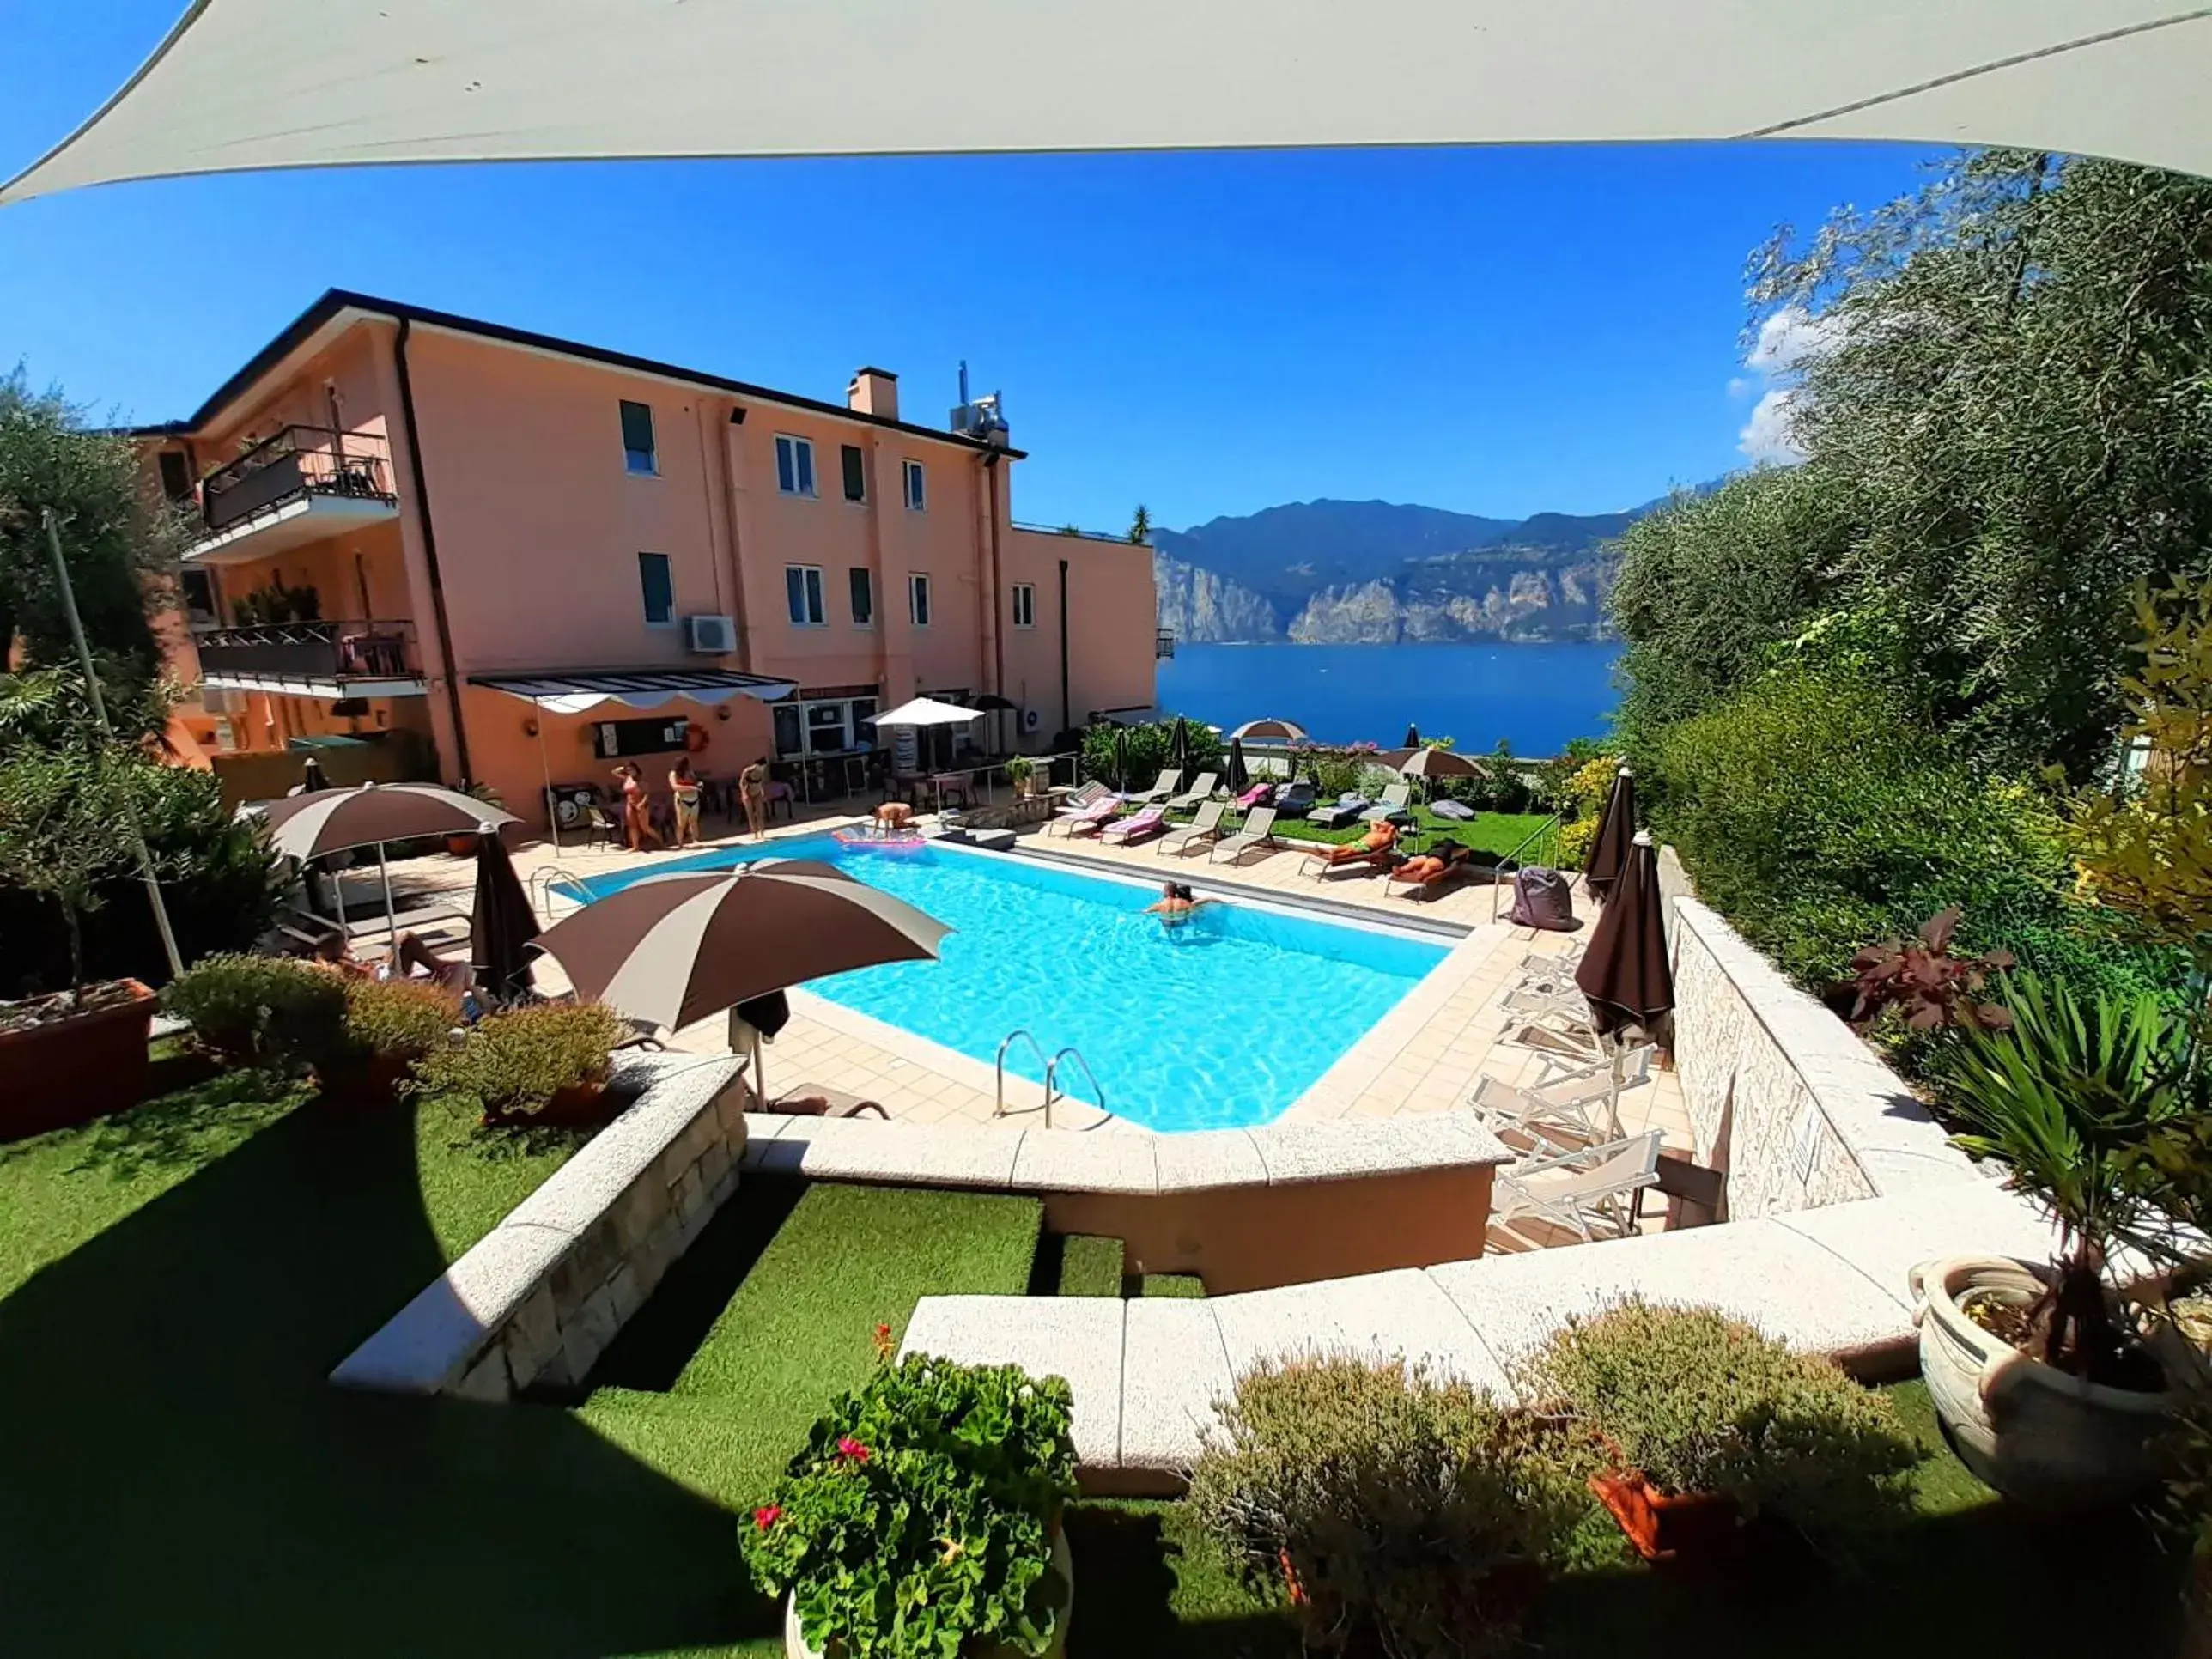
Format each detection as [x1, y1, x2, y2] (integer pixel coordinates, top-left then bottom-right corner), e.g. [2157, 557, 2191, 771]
[0, 1079, 2180, 1657]
[1162, 801, 1557, 860]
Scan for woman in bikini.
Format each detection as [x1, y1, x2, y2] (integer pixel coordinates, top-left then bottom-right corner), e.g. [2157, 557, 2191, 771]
[739, 756, 770, 842]
[614, 763, 663, 852]
[669, 756, 704, 848]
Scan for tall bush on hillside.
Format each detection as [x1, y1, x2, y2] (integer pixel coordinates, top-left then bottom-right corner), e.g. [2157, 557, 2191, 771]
[1612, 150, 2212, 781]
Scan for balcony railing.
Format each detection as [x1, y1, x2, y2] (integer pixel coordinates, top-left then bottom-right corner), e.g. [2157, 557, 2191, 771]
[194, 618, 421, 684]
[1155, 630, 1176, 659]
[199, 426, 397, 534]
[1012, 520, 1146, 546]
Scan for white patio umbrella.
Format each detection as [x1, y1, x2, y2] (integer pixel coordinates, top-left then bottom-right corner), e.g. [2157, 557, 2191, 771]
[868, 698, 985, 811]
[254, 781, 520, 955]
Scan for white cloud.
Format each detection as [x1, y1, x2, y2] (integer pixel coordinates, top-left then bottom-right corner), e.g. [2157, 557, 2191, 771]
[1738, 386, 1805, 465]
[1734, 304, 1839, 464]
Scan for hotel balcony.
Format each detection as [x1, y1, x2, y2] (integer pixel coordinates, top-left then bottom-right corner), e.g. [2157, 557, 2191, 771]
[186, 426, 399, 562]
[192, 618, 427, 700]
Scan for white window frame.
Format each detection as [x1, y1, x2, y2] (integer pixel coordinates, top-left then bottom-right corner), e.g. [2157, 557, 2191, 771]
[775, 434, 818, 498]
[638, 550, 676, 628]
[1011, 582, 1036, 629]
[902, 459, 927, 512]
[785, 563, 827, 627]
[908, 572, 933, 628]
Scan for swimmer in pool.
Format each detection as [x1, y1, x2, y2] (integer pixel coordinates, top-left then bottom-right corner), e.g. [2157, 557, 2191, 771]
[1143, 881, 1218, 926]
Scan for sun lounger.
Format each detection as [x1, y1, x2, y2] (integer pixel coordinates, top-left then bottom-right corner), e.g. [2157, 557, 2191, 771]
[1272, 781, 1317, 819]
[1063, 780, 1113, 808]
[1165, 772, 1219, 811]
[1490, 1131, 1664, 1246]
[1160, 799, 1227, 856]
[1101, 804, 1169, 845]
[1302, 823, 1399, 877]
[1472, 1045, 1654, 1146]
[1124, 769, 1181, 806]
[1209, 805, 1279, 863]
[1232, 781, 1273, 811]
[1386, 843, 1476, 899]
[1307, 793, 1373, 830]
[1048, 795, 1120, 836]
[1361, 782, 1413, 822]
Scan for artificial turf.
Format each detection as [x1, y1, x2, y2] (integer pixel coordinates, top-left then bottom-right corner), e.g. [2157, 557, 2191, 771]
[0, 1075, 2181, 1658]
[1054, 1233, 1127, 1297]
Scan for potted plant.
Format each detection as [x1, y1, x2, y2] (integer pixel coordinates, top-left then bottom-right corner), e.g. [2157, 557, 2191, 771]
[162, 952, 347, 1066]
[1188, 1356, 1601, 1656]
[746, 1350, 1079, 1659]
[0, 745, 166, 1137]
[313, 975, 462, 1109]
[1916, 971, 2206, 1506]
[1519, 1300, 1921, 1561]
[408, 1000, 625, 1127]
[1005, 755, 1036, 800]
[446, 781, 505, 857]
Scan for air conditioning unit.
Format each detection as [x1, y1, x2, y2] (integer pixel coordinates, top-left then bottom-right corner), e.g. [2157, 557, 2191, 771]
[1021, 708, 1042, 734]
[686, 614, 737, 654]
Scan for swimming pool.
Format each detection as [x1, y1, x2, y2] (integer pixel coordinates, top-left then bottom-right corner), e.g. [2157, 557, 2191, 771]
[577, 838, 1448, 1132]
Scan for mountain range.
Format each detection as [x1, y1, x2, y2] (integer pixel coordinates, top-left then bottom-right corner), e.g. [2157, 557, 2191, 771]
[1152, 495, 1674, 645]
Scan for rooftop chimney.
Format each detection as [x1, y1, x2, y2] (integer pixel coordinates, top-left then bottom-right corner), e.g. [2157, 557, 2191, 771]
[847, 367, 898, 421]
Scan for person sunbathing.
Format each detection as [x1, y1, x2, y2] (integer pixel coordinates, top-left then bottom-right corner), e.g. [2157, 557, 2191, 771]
[1320, 819, 1398, 865]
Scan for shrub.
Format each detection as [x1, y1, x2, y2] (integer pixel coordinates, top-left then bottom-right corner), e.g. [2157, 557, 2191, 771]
[1557, 814, 1597, 872]
[1188, 1357, 1603, 1657]
[408, 1000, 623, 1121]
[337, 976, 461, 1063]
[744, 1353, 1078, 1658]
[1518, 1301, 1921, 1540]
[161, 953, 346, 1065]
[1079, 717, 1224, 791]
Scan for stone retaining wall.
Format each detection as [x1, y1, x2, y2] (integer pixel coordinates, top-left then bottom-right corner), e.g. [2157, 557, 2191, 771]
[1658, 848, 1981, 1218]
[331, 1053, 750, 1401]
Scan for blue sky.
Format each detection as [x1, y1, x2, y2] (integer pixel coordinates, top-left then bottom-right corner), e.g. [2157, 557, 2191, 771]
[1, 2, 1948, 533]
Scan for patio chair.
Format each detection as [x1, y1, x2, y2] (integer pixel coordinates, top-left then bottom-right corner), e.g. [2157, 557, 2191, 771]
[1490, 1131, 1664, 1247]
[584, 804, 623, 850]
[1101, 804, 1169, 846]
[1307, 793, 1373, 830]
[1361, 782, 1413, 822]
[1047, 795, 1119, 836]
[1159, 799, 1227, 856]
[1165, 771, 1220, 811]
[1209, 805, 1279, 863]
[1273, 781, 1317, 819]
[1125, 769, 1182, 806]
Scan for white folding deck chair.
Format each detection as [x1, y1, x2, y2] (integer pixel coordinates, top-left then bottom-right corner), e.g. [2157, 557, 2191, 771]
[1361, 782, 1412, 822]
[1125, 769, 1181, 805]
[1471, 1044, 1653, 1147]
[1491, 1131, 1664, 1247]
[1209, 805, 1279, 863]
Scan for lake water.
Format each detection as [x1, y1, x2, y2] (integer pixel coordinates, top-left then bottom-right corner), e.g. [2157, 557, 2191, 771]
[1155, 641, 1623, 754]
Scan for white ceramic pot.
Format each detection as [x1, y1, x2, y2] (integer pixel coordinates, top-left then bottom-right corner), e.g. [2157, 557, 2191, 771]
[783, 1527, 1073, 1659]
[1912, 1255, 2190, 1508]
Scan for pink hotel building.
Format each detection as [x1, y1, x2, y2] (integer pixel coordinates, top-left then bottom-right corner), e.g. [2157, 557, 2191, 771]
[139, 290, 1161, 823]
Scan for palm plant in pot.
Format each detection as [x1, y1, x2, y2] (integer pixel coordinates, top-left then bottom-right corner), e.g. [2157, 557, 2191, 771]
[1917, 971, 2207, 1507]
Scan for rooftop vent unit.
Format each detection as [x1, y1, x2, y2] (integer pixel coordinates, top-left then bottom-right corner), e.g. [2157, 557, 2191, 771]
[947, 359, 1010, 447]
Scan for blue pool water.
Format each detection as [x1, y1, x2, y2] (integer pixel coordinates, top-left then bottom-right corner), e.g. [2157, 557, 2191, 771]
[578, 838, 1446, 1132]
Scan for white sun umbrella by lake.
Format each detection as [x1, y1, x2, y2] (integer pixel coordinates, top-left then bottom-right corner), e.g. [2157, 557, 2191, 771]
[254, 781, 520, 955]
[867, 697, 985, 810]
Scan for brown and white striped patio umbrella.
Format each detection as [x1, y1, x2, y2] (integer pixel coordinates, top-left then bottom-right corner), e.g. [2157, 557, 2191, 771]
[1227, 718, 1308, 742]
[528, 860, 951, 1034]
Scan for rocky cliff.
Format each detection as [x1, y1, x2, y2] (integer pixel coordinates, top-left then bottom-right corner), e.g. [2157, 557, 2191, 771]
[1154, 554, 1284, 643]
[1285, 558, 1614, 644]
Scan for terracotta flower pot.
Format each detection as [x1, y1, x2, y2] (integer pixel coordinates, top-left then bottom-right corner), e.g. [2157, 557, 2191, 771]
[446, 834, 480, 858]
[783, 1527, 1073, 1659]
[1589, 1470, 1740, 1564]
[0, 980, 157, 1141]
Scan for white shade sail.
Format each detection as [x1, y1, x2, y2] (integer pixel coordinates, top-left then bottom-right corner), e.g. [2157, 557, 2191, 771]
[6, 3, 2211, 208]
[868, 698, 983, 728]
[470, 669, 798, 715]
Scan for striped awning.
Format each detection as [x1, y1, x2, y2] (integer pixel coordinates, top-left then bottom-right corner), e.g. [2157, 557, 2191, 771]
[471, 668, 796, 715]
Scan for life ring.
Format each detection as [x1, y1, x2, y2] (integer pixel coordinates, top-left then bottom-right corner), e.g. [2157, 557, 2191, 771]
[684, 722, 710, 754]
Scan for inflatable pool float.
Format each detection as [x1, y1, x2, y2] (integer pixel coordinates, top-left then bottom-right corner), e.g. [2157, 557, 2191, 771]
[831, 827, 928, 851]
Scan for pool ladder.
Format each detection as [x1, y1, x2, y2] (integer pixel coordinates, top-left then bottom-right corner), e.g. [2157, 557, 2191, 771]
[528, 867, 596, 921]
[994, 1030, 1109, 1129]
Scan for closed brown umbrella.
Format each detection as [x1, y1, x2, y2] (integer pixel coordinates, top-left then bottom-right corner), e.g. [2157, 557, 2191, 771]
[529, 859, 950, 1034]
[470, 833, 539, 1003]
[1575, 830, 1674, 1040]
[1581, 764, 1636, 900]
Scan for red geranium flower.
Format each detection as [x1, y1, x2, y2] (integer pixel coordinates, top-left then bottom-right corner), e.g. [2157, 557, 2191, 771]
[836, 1437, 871, 1463]
[754, 1505, 781, 1530]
